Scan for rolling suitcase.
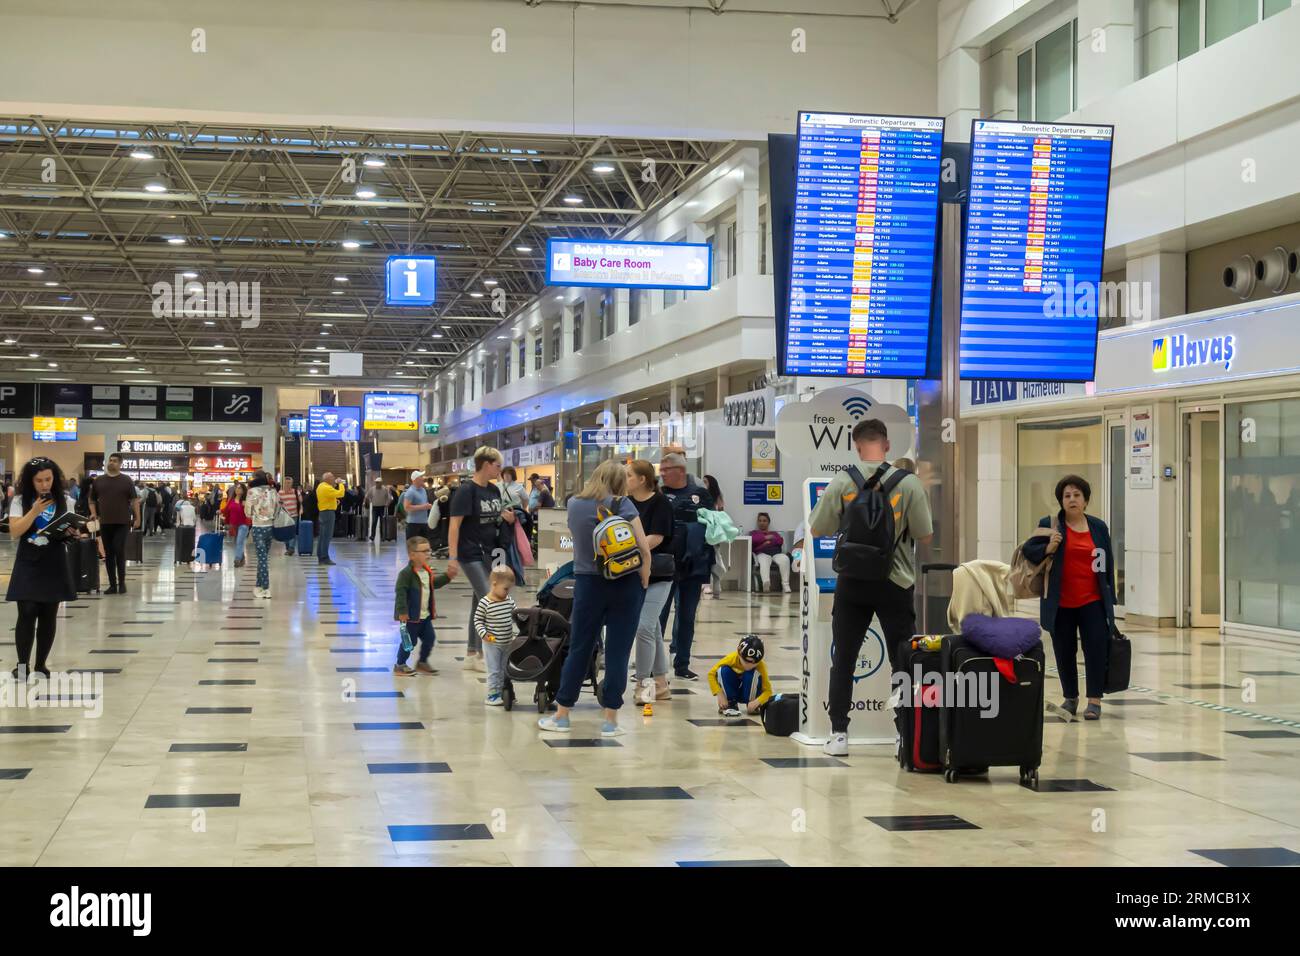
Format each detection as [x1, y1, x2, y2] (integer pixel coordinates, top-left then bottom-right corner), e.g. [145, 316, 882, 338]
[897, 563, 958, 773]
[381, 515, 397, 542]
[197, 531, 224, 566]
[939, 636, 1044, 787]
[125, 528, 144, 564]
[297, 519, 314, 556]
[174, 525, 196, 564]
[66, 537, 101, 593]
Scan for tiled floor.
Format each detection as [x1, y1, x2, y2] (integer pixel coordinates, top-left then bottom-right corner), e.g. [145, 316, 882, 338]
[2, 535, 1300, 867]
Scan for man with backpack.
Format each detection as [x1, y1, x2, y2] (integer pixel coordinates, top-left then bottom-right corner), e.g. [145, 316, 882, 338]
[808, 418, 933, 756]
[657, 452, 715, 681]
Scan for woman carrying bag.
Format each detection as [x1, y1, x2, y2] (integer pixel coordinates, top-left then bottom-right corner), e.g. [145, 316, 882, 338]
[1020, 474, 1118, 721]
[6, 457, 80, 680]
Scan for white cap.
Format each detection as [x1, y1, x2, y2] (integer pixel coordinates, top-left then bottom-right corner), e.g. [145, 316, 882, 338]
[410, 470, 425, 481]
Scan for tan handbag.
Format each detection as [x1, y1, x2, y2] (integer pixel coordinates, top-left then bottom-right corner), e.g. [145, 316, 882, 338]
[1009, 517, 1057, 599]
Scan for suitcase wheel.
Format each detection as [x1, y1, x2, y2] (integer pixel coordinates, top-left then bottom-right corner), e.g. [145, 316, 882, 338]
[944, 769, 958, 784]
[1019, 767, 1039, 789]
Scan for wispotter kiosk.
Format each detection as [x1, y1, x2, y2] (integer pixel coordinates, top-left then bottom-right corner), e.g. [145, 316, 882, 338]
[789, 477, 896, 748]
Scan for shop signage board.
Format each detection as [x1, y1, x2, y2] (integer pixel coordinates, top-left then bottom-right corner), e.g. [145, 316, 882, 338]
[0, 383, 37, 418]
[1129, 406, 1153, 489]
[190, 439, 262, 454]
[119, 440, 188, 454]
[33, 384, 263, 423]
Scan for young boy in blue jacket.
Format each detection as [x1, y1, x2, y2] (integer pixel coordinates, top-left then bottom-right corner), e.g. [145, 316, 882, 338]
[394, 535, 455, 676]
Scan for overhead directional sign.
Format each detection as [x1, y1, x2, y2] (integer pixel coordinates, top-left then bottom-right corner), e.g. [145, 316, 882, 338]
[546, 238, 711, 290]
[363, 392, 420, 431]
[385, 255, 437, 307]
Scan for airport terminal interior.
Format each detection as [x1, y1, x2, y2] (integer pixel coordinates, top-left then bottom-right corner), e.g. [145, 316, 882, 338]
[2, 0, 1300, 871]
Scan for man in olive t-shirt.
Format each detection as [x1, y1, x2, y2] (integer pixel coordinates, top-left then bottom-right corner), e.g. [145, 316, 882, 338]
[808, 419, 933, 755]
[90, 453, 141, 594]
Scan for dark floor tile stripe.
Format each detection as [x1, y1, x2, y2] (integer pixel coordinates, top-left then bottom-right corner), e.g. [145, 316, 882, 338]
[367, 762, 451, 774]
[388, 823, 492, 842]
[145, 793, 241, 808]
[169, 743, 248, 753]
[185, 707, 253, 715]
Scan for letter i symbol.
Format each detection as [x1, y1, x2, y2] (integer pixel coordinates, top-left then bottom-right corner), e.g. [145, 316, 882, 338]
[404, 260, 419, 297]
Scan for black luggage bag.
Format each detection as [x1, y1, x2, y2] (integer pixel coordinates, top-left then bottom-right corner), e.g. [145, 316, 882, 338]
[66, 536, 101, 593]
[381, 515, 398, 541]
[939, 635, 1044, 787]
[125, 528, 144, 564]
[174, 525, 196, 564]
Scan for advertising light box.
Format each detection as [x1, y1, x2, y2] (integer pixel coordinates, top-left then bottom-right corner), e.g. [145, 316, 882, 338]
[385, 256, 436, 307]
[959, 119, 1115, 381]
[33, 416, 77, 442]
[308, 405, 361, 442]
[546, 238, 711, 290]
[784, 111, 945, 378]
[363, 393, 420, 431]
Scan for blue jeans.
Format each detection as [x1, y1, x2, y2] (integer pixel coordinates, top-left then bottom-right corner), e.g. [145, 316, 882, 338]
[234, 523, 250, 560]
[718, 666, 760, 708]
[396, 616, 436, 666]
[556, 573, 645, 711]
[252, 527, 273, 589]
[317, 510, 336, 562]
[659, 577, 706, 672]
[460, 560, 492, 654]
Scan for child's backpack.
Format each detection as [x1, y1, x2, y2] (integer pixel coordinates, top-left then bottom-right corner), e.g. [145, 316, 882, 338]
[762, 693, 800, 737]
[592, 498, 641, 580]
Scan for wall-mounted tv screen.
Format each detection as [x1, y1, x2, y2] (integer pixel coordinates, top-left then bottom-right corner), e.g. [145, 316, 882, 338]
[308, 405, 361, 442]
[959, 119, 1115, 382]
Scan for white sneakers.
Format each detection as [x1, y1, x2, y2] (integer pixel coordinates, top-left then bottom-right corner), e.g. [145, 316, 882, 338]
[253, 587, 272, 599]
[823, 732, 849, 756]
[634, 678, 656, 705]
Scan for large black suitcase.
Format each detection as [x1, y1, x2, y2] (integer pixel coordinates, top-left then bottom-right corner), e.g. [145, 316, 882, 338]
[896, 563, 957, 773]
[939, 635, 1044, 787]
[174, 525, 196, 564]
[125, 528, 144, 564]
[67, 537, 101, 593]
[381, 515, 397, 542]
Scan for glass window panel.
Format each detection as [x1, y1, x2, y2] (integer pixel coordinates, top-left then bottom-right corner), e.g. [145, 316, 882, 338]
[1035, 22, 1074, 122]
[1264, 0, 1291, 18]
[1016, 417, 1105, 543]
[1017, 51, 1033, 120]
[1206, 0, 1257, 45]
[1178, 0, 1200, 58]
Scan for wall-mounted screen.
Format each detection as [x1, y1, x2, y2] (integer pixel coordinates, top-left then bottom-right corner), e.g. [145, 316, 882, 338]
[546, 238, 711, 290]
[308, 405, 361, 442]
[959, 119, 1115, 381]
[33, 416, 78, 442]
[363, 392, 420, 431]
[783, 110, 945, 378]
[287, 417, 306, 434]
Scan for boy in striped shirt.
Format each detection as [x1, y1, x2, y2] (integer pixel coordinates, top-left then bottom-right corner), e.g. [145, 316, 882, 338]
[475, 566, 518, 706]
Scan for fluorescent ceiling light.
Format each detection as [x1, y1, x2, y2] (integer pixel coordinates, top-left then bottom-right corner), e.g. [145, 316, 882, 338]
[167, 237, 186, 245]
[363, 156, 386, 168]
[515, 245, 532, 253]
[469, 292, 484, 298]
[342, 240, 361, 250]
[44, 281, 58, 287]
[181, 271, 198, 279]
[354, 186, 377, 200]
[333, 276, 348, 283]
[143, 181, 167, 193]
[483, 279, 498, 286]
[26, 267, 44, 274]
[130, 149, 154, 160]
[562, 195, 583, 205]
[592, 163, 614, 174]
[82, 315, 95, 321]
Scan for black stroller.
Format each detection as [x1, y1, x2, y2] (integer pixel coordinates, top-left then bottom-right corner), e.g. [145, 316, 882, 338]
[501, 574, 600, 712]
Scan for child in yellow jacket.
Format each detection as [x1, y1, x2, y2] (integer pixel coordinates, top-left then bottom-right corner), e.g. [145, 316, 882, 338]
[708, 635, 773, 717]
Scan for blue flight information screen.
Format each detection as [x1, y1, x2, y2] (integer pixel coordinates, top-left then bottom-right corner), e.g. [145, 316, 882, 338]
[785, 111, 945, 378]
[959, 120, 1114, 381]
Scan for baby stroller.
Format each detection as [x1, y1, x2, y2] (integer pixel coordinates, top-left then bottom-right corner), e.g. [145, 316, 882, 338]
[501, 563, 600, 712]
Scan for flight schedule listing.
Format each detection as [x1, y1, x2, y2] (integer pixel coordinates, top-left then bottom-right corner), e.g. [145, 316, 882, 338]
[959, 119, 1115, 381]
[786, 111, 944, 378]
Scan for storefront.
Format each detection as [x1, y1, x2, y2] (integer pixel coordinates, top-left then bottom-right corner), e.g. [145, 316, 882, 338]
[964, 293, 1300, 643]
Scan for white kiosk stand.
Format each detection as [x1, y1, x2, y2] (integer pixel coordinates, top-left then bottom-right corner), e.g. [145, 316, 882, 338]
[790, 478, 896, 747]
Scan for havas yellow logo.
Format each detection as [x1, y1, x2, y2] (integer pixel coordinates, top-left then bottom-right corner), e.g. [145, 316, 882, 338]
[1153, 333, 1235, 373]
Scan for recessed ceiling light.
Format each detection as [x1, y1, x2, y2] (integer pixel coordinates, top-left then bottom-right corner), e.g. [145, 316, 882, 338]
[167, 237, 186, 245]
[592, 163, 615, 174]
[496, 335, 508, 340]
[47, 362, 58, 368]
[562, 195, 583, 205]
[406, 360, 415, 365]
[203, 320, 214, 326]
[2, 338, 15, 344]
[331, 290, 344, 295]
[431, 333, 443, 339]
[124, 356, 134, 361]
[315, 346, 325, 351]
[333, 276, 348, 283]
[320, 331, 330, 336]
[483, 279, 498, 286]
[143, 181, 167, 193]
[129, 149, 154, 160]
[469, 292, 484, 298]
[27, 267, 44, 274]
[309, 369, 318, 374]
[342, 239, 361, 250]
[82, 315, 95, 321]
[417, 348, 428, 353]
[322, 322, 333, 327]
[213, 343, 224, 349]
[181, 271, 198, 279]
[685, 201, 699, 208]
[44, 281, 58, 287]
[28, 352, 39, 358]
[93, 325, 104, 331]
[363, 156, 386, 168]
[515, 245, 532, 253]
[354, 186, 377, 200]
[394, 371, 404, 376]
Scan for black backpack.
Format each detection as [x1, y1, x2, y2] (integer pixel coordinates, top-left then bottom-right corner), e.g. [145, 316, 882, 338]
[762, 693, 800, 736]
[832, 464, 910, 582]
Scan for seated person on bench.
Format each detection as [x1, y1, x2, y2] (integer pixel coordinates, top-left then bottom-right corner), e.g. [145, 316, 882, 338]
[750, 512, 791, 593]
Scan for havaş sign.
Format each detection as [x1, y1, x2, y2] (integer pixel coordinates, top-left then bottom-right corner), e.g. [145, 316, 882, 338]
[1152, 332, 1236, 373]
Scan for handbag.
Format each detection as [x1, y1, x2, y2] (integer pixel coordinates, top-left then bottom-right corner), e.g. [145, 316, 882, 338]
[650, 552, 676, 577]
[1104, 623, 1131, 693]
[512, 517, 534, 567]
[1009, 517, 1057, 599]
[271, 501, 297, 543]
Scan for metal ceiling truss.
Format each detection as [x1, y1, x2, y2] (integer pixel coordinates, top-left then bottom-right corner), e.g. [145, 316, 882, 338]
[0, 118, 728, 386]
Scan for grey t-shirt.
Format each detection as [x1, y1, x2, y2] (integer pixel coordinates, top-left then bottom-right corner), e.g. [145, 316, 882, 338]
[567, 495, 640, 576]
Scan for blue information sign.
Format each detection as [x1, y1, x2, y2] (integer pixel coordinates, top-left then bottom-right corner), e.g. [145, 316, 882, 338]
[385, 256, 436, 307]
[785, 111, 945, 379]
[743, 480, 784, 505]
[959, 120, 1114, 381]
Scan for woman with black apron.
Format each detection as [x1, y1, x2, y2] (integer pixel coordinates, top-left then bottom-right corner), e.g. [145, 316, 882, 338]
[6, 457, 78, 680]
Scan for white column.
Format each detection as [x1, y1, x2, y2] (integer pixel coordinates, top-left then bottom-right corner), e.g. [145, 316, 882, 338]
[938, 45, 980, 143]
[975, 419, 1018, 562]
[986, 47, 1018, 121]
[1077, 0, 1136, 108]
[736, 148, 761, 277]
[613, 289, 629, 335]
[1123, 400, 1179, 623]
[1125, 252, 1186, 325]
[474, 358, 485, 403]
[712, 217, 731, 282]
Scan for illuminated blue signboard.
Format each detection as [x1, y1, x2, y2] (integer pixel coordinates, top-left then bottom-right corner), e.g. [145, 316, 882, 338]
[959, 120, 1114, 381]
[385, 256, 437, 307]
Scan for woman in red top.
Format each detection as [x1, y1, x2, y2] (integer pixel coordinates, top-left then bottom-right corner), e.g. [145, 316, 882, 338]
[226, 482, 251, 568]
[1021, 475, 1117, 721]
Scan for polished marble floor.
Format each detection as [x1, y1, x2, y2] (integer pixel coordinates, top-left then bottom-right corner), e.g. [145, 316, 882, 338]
[2, 535, 1299, 867]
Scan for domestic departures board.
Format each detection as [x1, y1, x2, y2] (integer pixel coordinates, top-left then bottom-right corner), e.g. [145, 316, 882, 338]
[959, 119, 1115, 381]
[785, 111, 945, 378]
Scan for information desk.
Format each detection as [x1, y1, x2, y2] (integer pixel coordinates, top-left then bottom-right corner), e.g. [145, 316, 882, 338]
[790, 479, 895, 747]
